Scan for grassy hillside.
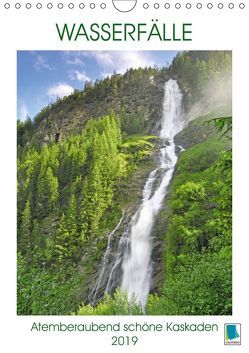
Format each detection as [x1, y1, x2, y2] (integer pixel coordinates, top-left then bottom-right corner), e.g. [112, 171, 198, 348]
[147, 134, 232, 315]
[74, 115, 232, 315]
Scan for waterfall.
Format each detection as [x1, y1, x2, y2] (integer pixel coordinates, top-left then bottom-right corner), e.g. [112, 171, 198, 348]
[88, 79, 185, 308]
[87, 211, 125, 305]
[121, 79, 185, 307]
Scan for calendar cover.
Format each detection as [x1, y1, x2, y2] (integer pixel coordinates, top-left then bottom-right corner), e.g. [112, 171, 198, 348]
[0, 1, 248, 352]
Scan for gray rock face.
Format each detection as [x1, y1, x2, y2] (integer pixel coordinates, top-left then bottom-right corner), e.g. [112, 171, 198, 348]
[31, 74, 168, 146]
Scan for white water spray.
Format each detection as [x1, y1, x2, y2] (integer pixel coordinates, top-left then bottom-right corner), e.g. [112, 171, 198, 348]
[88, 211, 125, 304]
[121, 79, 185, 307]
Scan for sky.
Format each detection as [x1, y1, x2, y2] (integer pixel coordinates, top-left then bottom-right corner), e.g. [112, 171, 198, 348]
[17, 50, 179, 121]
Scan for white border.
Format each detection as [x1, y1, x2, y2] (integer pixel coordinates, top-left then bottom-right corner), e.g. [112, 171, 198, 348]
[0, 2, 249, 352]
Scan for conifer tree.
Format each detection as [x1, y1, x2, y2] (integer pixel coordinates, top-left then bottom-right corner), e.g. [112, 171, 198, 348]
[19, 199, 32, 256]
[54, 194, 79, 262]
[32, 219, 40, 250]
[37, 166, 59, 217]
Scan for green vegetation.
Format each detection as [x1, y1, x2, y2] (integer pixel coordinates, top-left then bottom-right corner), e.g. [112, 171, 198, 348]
[169, 51, 232, 110]
[17, 67, 162, 150]
[75, 119, 232, 316]
[17, 51, 232, 150]
[17, 50, 232, 315]
[146, 125, 232, 315]
[76, 289, 143, 315]
[17, 115, 157, 314]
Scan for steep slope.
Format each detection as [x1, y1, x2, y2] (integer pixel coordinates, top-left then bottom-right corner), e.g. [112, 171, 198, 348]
[18, 68, 167, 148]
[147, 132, 232, 315]
[76, 113, 232, 315]
[17, 50, 232, 315]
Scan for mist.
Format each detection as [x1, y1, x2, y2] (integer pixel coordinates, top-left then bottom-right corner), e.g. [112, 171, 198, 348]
[186, 73, 232, 121]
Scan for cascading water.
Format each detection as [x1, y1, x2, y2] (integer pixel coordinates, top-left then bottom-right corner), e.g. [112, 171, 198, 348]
[88, 79, 185, 308]
[88, 211, 125, 305]
[121, 79, 185, 307]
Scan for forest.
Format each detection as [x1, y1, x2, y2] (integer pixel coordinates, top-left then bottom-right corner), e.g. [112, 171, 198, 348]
[17, 51, 232, 315]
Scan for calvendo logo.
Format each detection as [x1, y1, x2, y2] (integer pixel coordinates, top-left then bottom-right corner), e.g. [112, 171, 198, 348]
[224, 323, 241, 345]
